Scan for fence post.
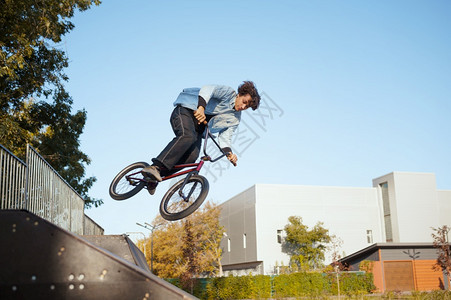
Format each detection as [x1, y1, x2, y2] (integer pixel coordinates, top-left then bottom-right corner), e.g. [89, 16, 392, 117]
[25, 144, 30, 211]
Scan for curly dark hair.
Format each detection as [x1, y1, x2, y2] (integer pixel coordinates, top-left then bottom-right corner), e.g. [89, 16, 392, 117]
[237, 81, 260, 110]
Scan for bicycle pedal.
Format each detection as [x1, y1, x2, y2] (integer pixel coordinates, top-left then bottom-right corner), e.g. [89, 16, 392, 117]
[142, 176, 155, 182]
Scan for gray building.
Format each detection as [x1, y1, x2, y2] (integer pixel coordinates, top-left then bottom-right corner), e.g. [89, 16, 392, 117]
[219, 171, 451, 276]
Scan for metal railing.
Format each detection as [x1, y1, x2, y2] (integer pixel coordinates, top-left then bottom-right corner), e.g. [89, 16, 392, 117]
[0, 145, 27, 210]
[0, 144, 104, 235]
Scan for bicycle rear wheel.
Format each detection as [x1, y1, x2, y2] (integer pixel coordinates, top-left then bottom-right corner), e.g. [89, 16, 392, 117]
[159, 175, 209, 221]
[109, 162, 149, 200]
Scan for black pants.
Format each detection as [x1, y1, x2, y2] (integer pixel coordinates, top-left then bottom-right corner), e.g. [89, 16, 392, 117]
[152, 106, 204, 176]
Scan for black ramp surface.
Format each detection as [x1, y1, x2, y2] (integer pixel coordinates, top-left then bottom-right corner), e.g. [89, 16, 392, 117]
[0, 210, 197, 300]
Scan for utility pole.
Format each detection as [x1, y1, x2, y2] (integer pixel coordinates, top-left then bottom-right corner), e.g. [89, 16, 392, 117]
[137, 222, 162, 273]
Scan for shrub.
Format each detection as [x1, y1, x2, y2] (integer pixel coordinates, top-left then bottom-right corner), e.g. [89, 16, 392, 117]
[328, 272, 376, 296]
[168, 270, 375, 299]
[273, 272, 331, 298]
[205, 274, 271, 299]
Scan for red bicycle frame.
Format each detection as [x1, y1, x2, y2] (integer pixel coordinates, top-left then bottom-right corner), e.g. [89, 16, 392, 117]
[147, 124, 229, 182]
[161, 160, 205, 181]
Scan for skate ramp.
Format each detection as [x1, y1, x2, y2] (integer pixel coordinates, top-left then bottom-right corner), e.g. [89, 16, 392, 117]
[0, 210, 196, 299]
[83, 234, 151, 273]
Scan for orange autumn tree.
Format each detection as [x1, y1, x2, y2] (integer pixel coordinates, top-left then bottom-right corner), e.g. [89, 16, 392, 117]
[143, 201, 225, 279]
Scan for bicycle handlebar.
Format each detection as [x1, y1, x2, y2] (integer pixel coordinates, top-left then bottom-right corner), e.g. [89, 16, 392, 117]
[203, 124, 237, 167]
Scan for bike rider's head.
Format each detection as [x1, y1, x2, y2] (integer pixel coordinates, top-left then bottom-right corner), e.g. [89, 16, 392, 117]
[235, 81, 261, 111]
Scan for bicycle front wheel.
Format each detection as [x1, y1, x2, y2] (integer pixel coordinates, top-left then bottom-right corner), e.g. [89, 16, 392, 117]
[160, 175, 209, 221]
[109, 162, 149, 200]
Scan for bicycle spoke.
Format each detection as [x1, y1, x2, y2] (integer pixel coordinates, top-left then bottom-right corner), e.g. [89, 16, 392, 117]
[165, 182, 202, 214]
[116, 171, 144, 194]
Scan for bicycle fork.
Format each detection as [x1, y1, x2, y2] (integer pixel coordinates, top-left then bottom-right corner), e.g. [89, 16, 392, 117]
[178, 171, 198, 201]
[178, 161, 204, 201]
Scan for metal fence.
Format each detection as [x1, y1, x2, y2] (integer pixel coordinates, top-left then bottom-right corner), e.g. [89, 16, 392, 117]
[0, 145, 27, 210]
[0, 144, 104, 235]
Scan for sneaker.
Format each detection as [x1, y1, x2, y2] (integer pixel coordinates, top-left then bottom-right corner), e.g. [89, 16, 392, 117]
[141, 165, 162, 182]
[147, 181, 158, 195]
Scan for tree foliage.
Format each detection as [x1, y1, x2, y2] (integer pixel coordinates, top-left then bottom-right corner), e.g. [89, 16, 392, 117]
[147, 202, 225, 279]
[180, 219, 199, 292]
[1, 0, 101, 109]
[328, 235, 348, 271]
[0, 0, 102, 208]
[432, 225, 451, 290]
[282, 216, 332, 271]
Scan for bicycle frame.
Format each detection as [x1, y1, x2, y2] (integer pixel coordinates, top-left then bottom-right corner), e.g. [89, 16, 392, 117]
[125, 125, 227, 185]
[161, 125, 227, 181]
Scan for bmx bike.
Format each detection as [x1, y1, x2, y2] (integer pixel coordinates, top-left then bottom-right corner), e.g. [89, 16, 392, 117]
[109, 124, 235, 221]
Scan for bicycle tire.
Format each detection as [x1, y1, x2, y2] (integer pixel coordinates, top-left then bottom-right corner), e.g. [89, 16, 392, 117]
[159, 175, 209, 221]
[109, 162, 149, 200]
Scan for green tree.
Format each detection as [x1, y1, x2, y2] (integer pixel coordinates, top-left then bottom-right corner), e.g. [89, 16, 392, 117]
[283, 216, 332, 271]
[1, 0, 101, 110]
[0, 0, 102, 208]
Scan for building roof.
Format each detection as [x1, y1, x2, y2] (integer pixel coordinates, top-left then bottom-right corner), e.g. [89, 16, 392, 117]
[340, 242, 437, 263]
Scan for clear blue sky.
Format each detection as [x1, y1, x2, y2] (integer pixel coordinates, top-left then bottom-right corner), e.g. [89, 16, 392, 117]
[63, 0, 451, 236]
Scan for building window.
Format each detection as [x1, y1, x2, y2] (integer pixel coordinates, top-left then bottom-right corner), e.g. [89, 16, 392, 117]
[367, 230, 373, 244]
[380, 182, 393, 242]
[243, 233, 247, 249]
[227, 238, 231, 253]
[277, 230, 283, 244]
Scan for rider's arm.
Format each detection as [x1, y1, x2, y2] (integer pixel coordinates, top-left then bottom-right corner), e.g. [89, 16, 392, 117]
[195, 85, 234, 124]
[217, 125, 236, 153]
[209, 110, 240, 152]
[194, 98, 206, 124]
[198, 85, 234, 106]
[198, 96, 207, 108]
[219, 126, 238, 165]
[198, 85, 216, 104]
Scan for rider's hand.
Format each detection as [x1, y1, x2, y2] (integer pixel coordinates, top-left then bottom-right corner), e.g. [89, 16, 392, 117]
[227, 152, 238, 165]
[194, 106, 206, 124]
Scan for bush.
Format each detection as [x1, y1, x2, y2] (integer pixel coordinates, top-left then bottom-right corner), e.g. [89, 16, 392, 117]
[205, 274, 271, 299]
[328, 272, 376, 296]
[167, 271, 375, 299]
[273, 272, 331, 298]
[410, 290, 451, 300]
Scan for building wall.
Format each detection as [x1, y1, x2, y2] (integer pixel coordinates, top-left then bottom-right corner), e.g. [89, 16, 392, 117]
[438, 190, 451, 227]
[254, 184, 382, 274]
[220, 183, 381, 274]
[373, 172, 441, 243]
[372, 260, 384, 293]
[379, 247, 438, 261]
[344, 245, 444, 292]
[220, 172, 451, 277]
[380, 259, 443, 292]
[373, 173, 399, 242]
[393, 173, 439, 242]
[219, 186, 258, 267]
[414, 260, 444, 291]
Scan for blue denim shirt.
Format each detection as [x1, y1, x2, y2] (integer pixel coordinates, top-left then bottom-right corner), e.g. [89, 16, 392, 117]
[173, 85, 241, 150]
